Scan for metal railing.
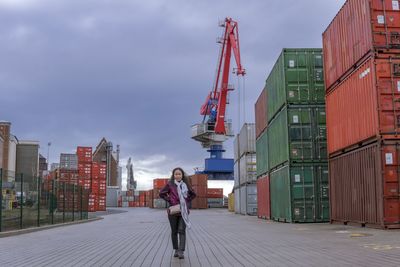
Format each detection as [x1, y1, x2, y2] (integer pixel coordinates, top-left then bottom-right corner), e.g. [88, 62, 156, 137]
[0, 168, 89, 232]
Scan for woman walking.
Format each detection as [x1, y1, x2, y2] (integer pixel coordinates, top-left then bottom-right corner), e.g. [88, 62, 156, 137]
[159, 167, 196, 259]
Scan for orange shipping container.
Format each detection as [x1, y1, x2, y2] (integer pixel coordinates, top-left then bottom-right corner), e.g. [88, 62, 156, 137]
[153, 178, 169, 189]
[323, 0, 400, 91]
[326, 54, 400, 154]
[255, 87, 268, 139]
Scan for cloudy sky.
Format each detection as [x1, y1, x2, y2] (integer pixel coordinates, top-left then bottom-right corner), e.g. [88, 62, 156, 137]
[0, 0, 346, 193]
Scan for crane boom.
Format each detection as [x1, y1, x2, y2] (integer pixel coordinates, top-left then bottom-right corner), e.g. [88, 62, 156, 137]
[200, 17, 245, 135]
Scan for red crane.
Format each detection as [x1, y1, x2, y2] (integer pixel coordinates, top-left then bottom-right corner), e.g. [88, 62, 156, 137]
[192, 17, 245, 149]
[200, 17, 245, 135]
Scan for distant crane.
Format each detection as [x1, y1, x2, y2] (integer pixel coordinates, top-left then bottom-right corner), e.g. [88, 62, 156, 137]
[126, 157, 136, 190]
[191, 17, 245, 180]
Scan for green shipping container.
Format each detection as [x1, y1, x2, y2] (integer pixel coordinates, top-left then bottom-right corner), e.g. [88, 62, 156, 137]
[266, 48, 325, 122]
[268, 105, 327, 171]
[256, 130, 268, 177]
[270, 163, 329, 223]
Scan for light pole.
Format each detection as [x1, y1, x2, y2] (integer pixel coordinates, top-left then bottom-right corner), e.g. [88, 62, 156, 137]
[47, 142, 51, 171]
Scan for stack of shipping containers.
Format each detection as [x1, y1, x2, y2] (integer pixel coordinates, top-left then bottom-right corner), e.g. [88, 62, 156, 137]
[58, 153, 79, 212]
[77, 147, 95, 211]
[323, 0, 400, 229]
[190, 174, 208, 209]
[255, 88, 270, 219]
[234, 123, 257, 215]
[153, 178, 169, 208]
[207, 188, 224, 208]
[256, 48, 329, 223]
[91, 161, 107, 211]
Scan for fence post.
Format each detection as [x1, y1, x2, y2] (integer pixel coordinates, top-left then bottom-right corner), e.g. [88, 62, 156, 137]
[0, 169, 3, 232]
[80, 186, 83, 220]
[37, 176, 41, 227]
[51, 180, 55, 225]
[72, 184, 75, 222]
[20, 173, 23, 229]
[63, 183, 66, 223]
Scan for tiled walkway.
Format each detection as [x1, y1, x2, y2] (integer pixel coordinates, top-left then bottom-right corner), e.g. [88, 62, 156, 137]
[1, 208, 400, 266]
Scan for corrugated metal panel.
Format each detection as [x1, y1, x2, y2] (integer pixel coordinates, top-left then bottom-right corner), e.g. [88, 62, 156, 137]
[323, 0, 400, 91]
[270, 163, 329, 223]
[239, 123, 256, 157]
[239, 153, 256, 185]
[329, 140, 400, 229]
[256, 129, 268, 177]
[326, 54, 400, 154]
[257, 175, 270, 219]
[246, 184, 257, 216]
[266, 49, 325, 122]
[268, 106, 327, 171]
[60, 153, 78, 170]
[255, 87, 268, 139]
[240, 186, 247, 215]
[234, 188, 240, 214]
[228, 193, 234, 212]
[233, 134, 240, 162]
[234, 161, 240, 188]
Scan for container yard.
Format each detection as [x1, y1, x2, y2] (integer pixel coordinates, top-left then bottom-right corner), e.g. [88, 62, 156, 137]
[1, 0, 400, 266]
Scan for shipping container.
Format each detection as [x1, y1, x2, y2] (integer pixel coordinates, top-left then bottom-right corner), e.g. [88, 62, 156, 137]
[153, 178, 169, 189]
[234, 161, 240, 188]
[59, 153, 78, 170]
[257, 175, 270, 220]
[330, 140, 400, 229]
[255, 87, 268, 139]
[207, 198, 224, 208]
[268, 105, 327, 170]
[266, 49, 325, 122]
[270, 163, 329, 223]
[191, 197, 207, 209]
[190, 174, 207, 186]
[239, 184, 257, 216]
[234, 188, 240, 214]
[256, 130, 268, 177]
[192, 185, 207, 198]
[153, 199, 167, 209]
[238, 123, 256, 157]
[234, 134, 240, 162]
[206, 188, 224, 198]
[228, 193, 234, 212]
[239, 153, 257, 185]
[326, 54, 400, 155]
[323, 0, 400, 91]
[77, 146, 92, 163]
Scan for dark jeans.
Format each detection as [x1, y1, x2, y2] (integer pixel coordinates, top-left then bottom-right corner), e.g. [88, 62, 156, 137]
[168, 215, 186, 251]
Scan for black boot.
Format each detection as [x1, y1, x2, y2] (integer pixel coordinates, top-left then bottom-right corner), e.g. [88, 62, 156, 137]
[178, 250, 184, 259]
[173, 250, 179, 258]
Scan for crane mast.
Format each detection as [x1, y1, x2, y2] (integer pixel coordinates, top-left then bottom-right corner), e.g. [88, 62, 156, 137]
[191, 17, 245, 180]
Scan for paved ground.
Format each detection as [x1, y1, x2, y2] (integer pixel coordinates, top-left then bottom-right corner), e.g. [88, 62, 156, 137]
[0, 208, 400, 267]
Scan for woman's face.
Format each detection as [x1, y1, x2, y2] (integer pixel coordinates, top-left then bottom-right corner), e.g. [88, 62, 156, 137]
[174, 169, 183, 182]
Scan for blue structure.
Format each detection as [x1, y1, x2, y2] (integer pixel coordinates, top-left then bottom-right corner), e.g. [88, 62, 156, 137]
[196, 145, 234, 180]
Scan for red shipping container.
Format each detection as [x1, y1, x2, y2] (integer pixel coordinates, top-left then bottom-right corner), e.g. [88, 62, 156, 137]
[77, 146, 92, 162]
[323, 0, 400, 91]
[257, 176, 270, 220]
[326, 54, 400, 154]
[329, 140, 400, 229]
[255, 87, 268, 139]
[153, 178, 169, 189]
[190, 174, 207, 186]
[99, 180, 106, 195]
[207, 188, 224, 198]
[192, 185, 207, 198]
[191, 197, 207, 209]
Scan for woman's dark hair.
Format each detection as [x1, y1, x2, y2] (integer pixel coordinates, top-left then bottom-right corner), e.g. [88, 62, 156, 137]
[170, 167, 191, 187]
